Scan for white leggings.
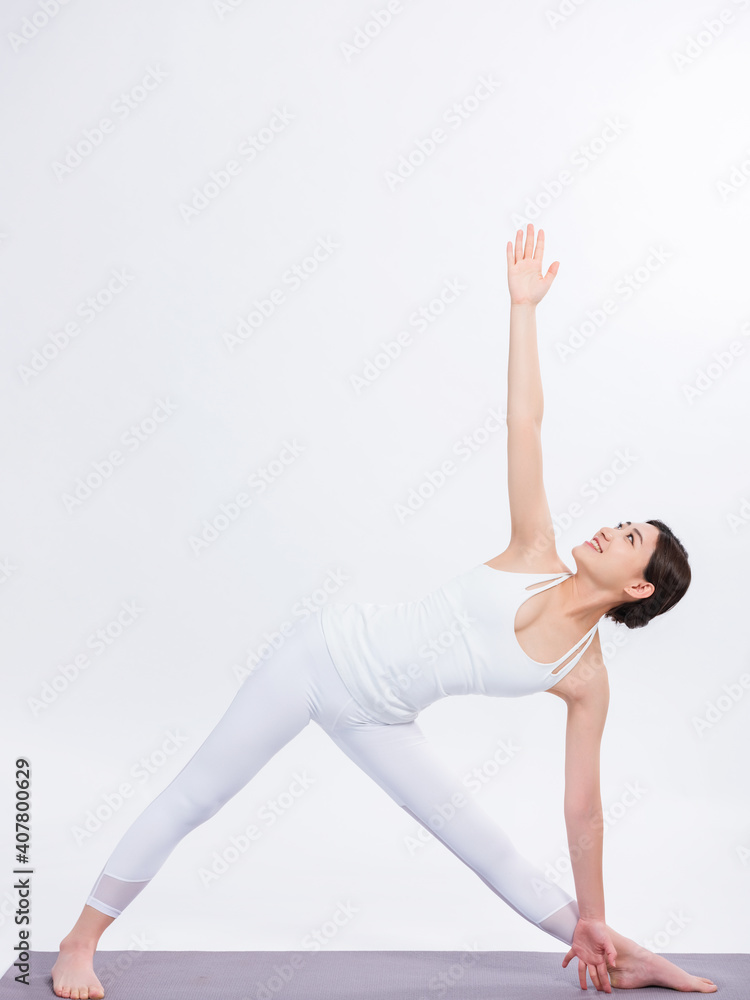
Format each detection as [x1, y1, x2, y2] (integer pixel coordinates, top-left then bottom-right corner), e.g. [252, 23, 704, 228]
[86, 612, 580, 946]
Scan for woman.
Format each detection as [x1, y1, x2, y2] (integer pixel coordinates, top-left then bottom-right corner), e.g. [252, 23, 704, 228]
[52, 225, 717, 997]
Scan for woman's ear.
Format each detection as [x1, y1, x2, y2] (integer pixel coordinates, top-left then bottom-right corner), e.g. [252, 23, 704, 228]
[625, 580, 654, 601]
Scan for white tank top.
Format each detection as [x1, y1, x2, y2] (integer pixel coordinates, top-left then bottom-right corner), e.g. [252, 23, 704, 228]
[318, 563, 600, 724]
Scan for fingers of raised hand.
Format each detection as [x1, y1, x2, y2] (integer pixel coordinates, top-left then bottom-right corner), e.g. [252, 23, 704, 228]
[511, 225, 551, 273]
[515, 226, 535, 262]
[523, 222, 535, 259]
[533, 227, 545, 260]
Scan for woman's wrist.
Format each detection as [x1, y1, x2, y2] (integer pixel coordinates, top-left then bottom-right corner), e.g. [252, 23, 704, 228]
[510, 300, 537, 309]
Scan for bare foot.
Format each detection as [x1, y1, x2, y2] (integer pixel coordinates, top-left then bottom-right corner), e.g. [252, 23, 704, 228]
[606, 929, 717, 992]
[51, 941, 105, 999]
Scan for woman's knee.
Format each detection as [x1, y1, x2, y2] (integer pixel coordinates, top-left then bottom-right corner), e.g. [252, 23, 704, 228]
[153, 778, 229, 830]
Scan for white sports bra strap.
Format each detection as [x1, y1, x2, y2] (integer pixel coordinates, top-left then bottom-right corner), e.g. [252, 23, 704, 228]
[521, 574, 599, 672]
[544, 624, 599, 683]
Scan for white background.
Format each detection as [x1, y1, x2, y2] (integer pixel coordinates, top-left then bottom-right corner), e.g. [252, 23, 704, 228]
[1, 0, 749, 967]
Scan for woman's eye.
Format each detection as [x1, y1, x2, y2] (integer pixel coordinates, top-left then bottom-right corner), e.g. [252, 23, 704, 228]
[615, 521, 634, 544]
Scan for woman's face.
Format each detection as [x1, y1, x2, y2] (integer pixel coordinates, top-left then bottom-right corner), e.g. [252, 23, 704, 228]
[574, 520, 660, 600]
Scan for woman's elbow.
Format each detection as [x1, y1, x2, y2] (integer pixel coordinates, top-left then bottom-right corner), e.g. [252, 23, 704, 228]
[564, 795, 603, 824]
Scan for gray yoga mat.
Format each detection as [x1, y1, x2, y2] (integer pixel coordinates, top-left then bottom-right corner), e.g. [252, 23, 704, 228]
[2, 950, 747, 999]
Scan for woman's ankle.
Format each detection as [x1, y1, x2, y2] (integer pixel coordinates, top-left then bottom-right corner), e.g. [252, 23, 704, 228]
[59, 934, 97, 954]
[608, 928, 651, 959]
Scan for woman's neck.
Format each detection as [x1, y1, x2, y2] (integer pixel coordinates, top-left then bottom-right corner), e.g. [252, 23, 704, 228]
[551, 573, 614, 629]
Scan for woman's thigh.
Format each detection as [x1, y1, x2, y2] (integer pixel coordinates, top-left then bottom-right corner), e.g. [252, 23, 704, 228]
[99, 615, 334, 877]
[150, 611, 375, 811]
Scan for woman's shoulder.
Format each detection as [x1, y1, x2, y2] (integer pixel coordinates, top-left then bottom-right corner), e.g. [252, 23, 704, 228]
[545, 628, 609, 704]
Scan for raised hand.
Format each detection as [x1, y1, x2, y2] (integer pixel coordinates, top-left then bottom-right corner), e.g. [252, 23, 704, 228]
[562, 917, 618, 993]
[506, 223, 560, 306]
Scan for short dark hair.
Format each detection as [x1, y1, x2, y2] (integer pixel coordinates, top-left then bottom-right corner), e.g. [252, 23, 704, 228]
[603, 519, 691, 629]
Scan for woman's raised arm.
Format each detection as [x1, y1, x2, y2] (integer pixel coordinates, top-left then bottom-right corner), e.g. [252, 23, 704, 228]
[504, 225, 560, 557]
[506, 224, 559, 421]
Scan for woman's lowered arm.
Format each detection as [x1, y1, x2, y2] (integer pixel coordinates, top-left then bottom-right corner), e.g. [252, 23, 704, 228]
[562, 677, 610, 921]
[559, 664, 619, 992]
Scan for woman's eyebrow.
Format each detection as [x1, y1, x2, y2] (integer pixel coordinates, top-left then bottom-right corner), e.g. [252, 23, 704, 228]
[626, 521, 643, 545]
